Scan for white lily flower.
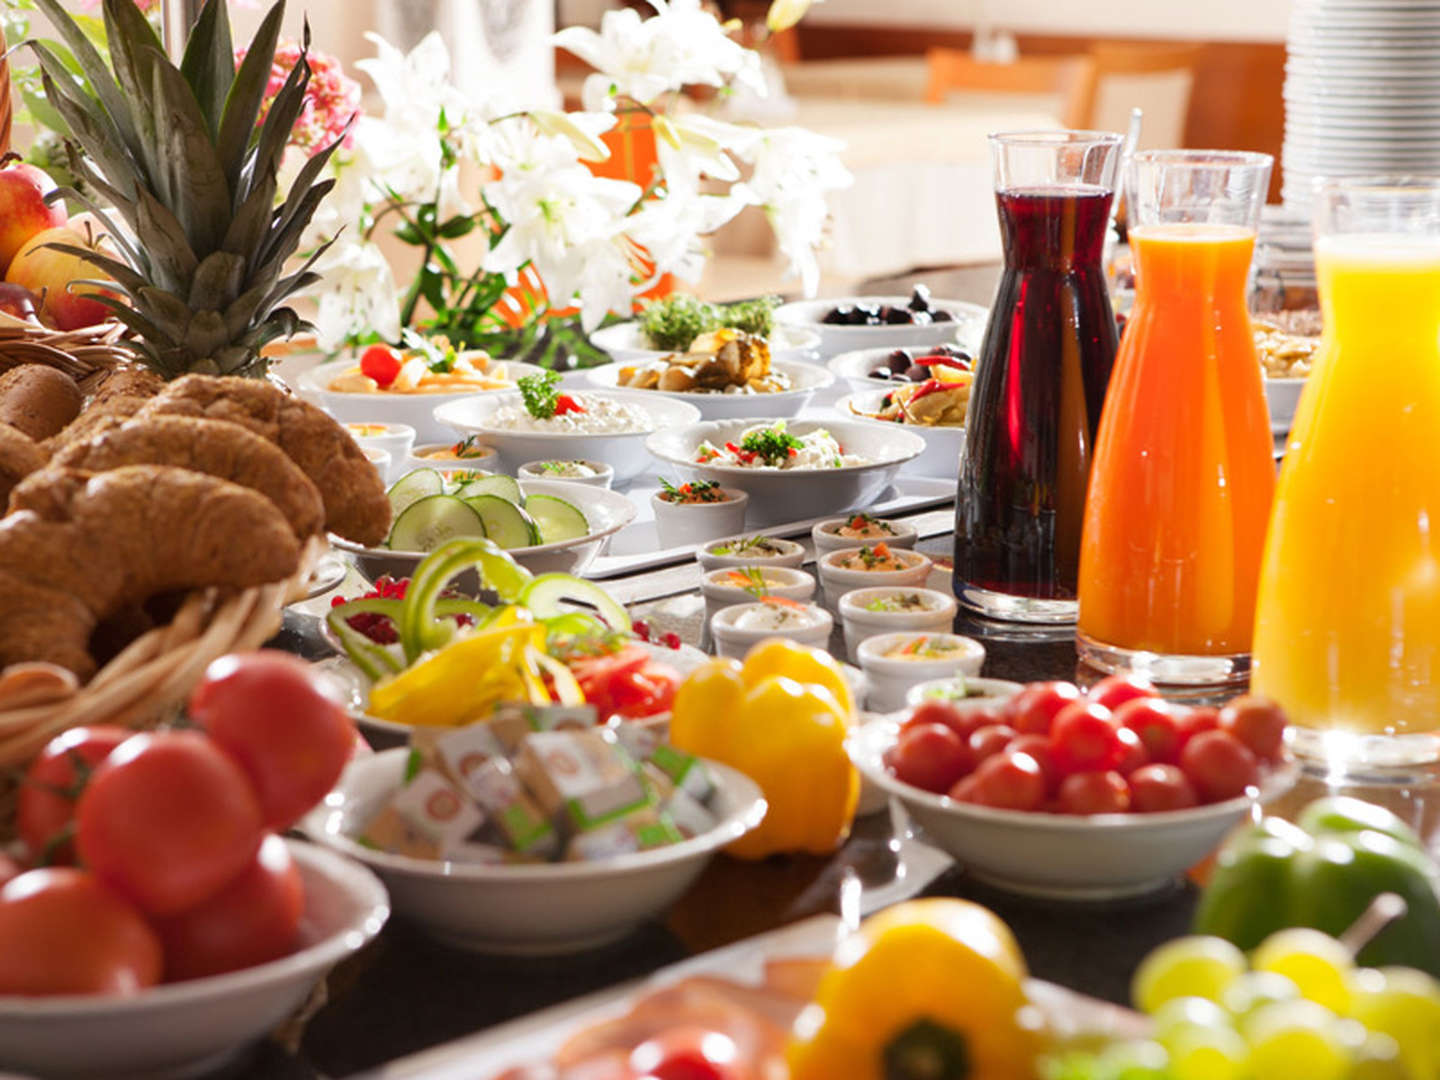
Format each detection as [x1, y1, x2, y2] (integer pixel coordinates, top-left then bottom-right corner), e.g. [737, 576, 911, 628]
[311, 241, 402, 350]
[357, 32, 471, 131]
[627, 189, 747, 284]
[653, 113, 762, 197]
[529, 110, 616, 164]
[543, 236, 640, 332]
[556, 7, 672, 111]
[767, 0, 824, 32]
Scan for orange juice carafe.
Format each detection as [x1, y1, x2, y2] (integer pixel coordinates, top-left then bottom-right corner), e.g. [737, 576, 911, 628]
[1077, 151, 1275, 686]
[1253, 179, 1440, 769]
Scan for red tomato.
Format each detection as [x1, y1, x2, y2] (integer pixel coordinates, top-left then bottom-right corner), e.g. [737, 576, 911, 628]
[966, 751, 1046, 811]
[0, 868, 161, 995]
[1180, 729, 1260, 803]
[1008, 681, 1082, 736]
[189, 651, 355, 830]
[968, 723, 1017, 763]
[1129, 764, 1200, 813]
[904, 700, 996, 740]
[1115, 725, 1149, 776]
[886, 723, 975, 793]
[948, 774, 982, 802]
[1114, 698, 1183, 765]
[1050, 701, 1122, 775]
[1008, 733, 1059, 794]
[76, 731, 264, 916]
[571, 647, 680, 723]
[631, 1028, 743, 1080]
[1219, 695, 1287, 764]
[1057, 771, 1131, 815]
[0, 854, 21, 890]
[153, 834, 303, 981]
[359, 344, 402, 388]
[17, 725, 130, 865]
[1175, 706, 1221, 752]
[1087, 673, 1159, 712]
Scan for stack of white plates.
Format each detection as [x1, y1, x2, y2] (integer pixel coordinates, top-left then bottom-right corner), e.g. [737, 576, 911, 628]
[1283, 0, 1440, 211]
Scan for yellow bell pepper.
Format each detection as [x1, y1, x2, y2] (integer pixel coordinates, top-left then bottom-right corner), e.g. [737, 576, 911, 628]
[739, 637, 855, 717]
[669, 643, 858, 859]
[788, 899, 1040, 1080]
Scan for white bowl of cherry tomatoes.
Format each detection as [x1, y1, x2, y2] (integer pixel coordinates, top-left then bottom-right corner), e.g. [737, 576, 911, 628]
[849, 676, 1299, 901]
[0, 652, 389, 1079]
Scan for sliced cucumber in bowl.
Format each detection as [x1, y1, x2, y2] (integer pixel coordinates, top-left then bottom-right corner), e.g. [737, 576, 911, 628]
[455, 474, 522, 505]
[388, 494, 486, 552]
[524, 493, 590, 545]
[386, 468, 445, 517]
[464, 494, 540, 549]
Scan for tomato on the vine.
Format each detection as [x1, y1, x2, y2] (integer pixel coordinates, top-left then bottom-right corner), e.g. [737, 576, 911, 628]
[359, 344, 403, 388]
[17, 725, 130, 865]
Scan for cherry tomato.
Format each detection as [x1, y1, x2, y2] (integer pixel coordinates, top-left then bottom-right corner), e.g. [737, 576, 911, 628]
[886, 723, 974, 793]
[359, 344, 403, 388]
[77, 731, 264, 916]
[948, 774, 982, 802]
[1175, 706, 1221, 752]
[1008, 681, 1082, 736]
[1088, 673, 1159, 712]
[904, 700, 997, 740]
[153, 834, 303, 981]
[1008, 733, 1059, 794]
[17, 725, 130, 865]
[1114, 698, 1183, 765]
[1050, 701, 1122, 775]
[631, 1028, 742, 1080]
[968, 723, 1017, 763]
[1219, 695, 1287, 764]
[1179, 729, 1260, 803]
[0, 868, 161, 995]
[965, 751, 1046, 811]
[1057, 770, 1131, 815]
[1129, 763, 1200, 813]
[1115, 725, 1149, 776]
[189, 651, 356, 830]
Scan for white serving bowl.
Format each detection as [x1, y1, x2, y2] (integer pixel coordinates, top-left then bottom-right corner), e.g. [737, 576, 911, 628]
[299, 356, 547, 444]
[345, 422, 416, 482]
[362, 446, 393, 483]
[0, 841, 387, 1080]
[827, 344, 982, 395]
[695, 533, 806, 571]
[332, 478, 637, 587]
[812, 515, 919, 555]
[589, 320, 823, 366]
[434, 390, 702, 484]
[836, 389, 967, 480]
[585, 358, 835, 421]
[300, 749, 764, 955]
[837, 586, 960, 664]
[700, 565, 816, 627]
[856, 630, 982, 711]
[817, 546, 934, 609]
[1266, 376, 1306, 435]
[710, 601, 834, 659]
[904, 676, 1025, 711]
[405, 441, 500, 475]
[517, 459, 615, 488]
[850, 716, 1300, 900]
[776, 295, 988, 358]
[651, 487, 749, 549]
[647, 418, 924, 526]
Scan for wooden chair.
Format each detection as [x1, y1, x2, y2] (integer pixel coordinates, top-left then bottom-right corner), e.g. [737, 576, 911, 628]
[923, 48, 1097, 128]
[1075, 43, 1203, 144]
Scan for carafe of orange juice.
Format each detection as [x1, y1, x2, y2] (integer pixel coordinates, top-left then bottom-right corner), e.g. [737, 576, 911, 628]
[1077, 151, 1275, 685]
[1253, 178, 1440, 769]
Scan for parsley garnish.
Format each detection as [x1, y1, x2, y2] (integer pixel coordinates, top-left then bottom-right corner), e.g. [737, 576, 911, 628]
[401, 329, 457, 374]
[518, 370, 563, 419]
[739, 425, 804, 467]
[659, 477, 724, 503]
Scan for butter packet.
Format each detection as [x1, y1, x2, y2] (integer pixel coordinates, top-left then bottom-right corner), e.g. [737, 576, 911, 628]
[463, 756, 559, 858]
[361, 768, 484, 857]
[650, 743, 715, 803]
[489, 702, 598, 752]
[564, 808, 684, 862]
[411, 723, 506, 788]
[515, 728, 651, 833]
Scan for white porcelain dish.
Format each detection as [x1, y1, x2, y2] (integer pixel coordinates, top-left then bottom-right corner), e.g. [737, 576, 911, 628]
[589, 320, 822, 366]
[695, 533, 806, 571]
[647, 418, 924, 525]
[405, 441, 500, 476]
[837, 389, 967, 480]
[0, 841, 387, 1080]
[362, 446, 393, 483]
[346, 422, 416, 482]
[700, 565, 816, 627]
[851, 716, 1300, 900]
[651, 487, 749, 549]
[517, 459, 615, 488]
[435, 390, 701, 484]
[1266, 376, 1306, 435]
[300, 357, 547, 443]
[837, 586, 960, 664]
[904, 676, 1025, 710]
[776, 295, 988, 358]
[332, 478, 637, 586]
[585, 358, 835, 421]
[817, 546, 934, 609]
[710, 600, 833, 659]
[812, 515, 918, 555]
[827, 344, 982, 395]
[300, 749, 764, 955]
[856, 630, 982, 711]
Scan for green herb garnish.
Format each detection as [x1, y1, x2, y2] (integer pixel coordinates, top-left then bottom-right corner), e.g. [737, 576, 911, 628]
[640, 295, 719, 351]
[739, 424, 804, 467]
[518, 370, 563, 419]
[401, 329, 457, 373]
[710, 534, 777, 556]
[720, 295, 780, 338]
[659, 477, 725, 503]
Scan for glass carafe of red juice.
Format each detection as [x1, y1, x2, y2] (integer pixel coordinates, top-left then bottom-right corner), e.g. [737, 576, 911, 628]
[955, 131, 1124, 624]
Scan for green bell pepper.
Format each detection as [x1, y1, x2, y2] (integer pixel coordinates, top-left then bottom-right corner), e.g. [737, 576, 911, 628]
[1194, 796, 1440, 978]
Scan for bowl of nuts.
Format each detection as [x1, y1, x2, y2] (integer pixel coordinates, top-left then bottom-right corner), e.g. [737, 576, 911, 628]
[1255, 314, 1321, 435]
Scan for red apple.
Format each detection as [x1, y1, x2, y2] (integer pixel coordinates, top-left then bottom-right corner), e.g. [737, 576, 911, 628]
[6, 224, 117, 331]
[0, 158, 67, 275]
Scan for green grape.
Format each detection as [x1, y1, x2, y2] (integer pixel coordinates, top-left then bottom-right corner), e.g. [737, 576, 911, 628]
[1133, 936, 1248, 1015]
[1348, 966, 1440, 1080]
[1167, 1026, 1248, 1080]
[1221, 970, 1301, 1022]
[1252, 927, 1355, 1014]
[1245, 999, 1353, 1080]
[1096, 1040, 1172, 1080]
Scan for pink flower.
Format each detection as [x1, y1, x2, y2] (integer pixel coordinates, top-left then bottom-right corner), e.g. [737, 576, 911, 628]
[237, 41, 362, 157]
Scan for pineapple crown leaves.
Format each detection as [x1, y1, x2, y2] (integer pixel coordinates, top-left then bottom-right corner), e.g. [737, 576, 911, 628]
[26, 0, 347, 377]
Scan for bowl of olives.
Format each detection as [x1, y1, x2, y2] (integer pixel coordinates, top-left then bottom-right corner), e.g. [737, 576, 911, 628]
[776, 286, 988, 358]
[828, 343, 981, 396]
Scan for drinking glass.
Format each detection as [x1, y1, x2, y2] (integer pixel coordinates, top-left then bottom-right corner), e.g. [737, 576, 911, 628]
[1076, 150, 1275, 684]
[955, 130, 1125, 624]
[1253, 177, 1440, 769]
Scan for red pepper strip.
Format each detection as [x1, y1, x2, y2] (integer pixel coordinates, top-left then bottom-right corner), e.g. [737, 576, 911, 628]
[905, 378, 949, 403]
[554, 394, 586, 415]
[916, 353, 973, 371]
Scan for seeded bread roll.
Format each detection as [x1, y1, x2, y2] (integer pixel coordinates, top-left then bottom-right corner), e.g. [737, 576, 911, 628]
[0, 365, 83, 441]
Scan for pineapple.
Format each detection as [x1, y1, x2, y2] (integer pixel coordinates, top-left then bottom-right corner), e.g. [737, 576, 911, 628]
[28, 0, 341, 378]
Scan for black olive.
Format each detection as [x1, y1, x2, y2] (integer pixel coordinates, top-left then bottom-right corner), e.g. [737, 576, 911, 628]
[904, 364, 930, 381]
[931, 309, 954, 322]
[822, 305, 854, 325]
[883, 305, 913, 325]
[908, 284, 932, 311]
[854, 303, 882, 324]
[887, 352, 912, 373]
[868, 366, 892, 380]
[910, 310, 933, 326]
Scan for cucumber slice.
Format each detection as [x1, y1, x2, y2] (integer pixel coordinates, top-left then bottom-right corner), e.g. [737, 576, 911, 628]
[388, 494, 486, 552]
[464, 494, 540, 550]
[521, 573, 631, 632]
[455, 474, 522, 505]
[387, 468, 445, 518]
[524, 493, 590, 545]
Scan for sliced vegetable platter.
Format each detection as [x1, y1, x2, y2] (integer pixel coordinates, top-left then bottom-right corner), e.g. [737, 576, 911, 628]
[385, 468, 591, 553]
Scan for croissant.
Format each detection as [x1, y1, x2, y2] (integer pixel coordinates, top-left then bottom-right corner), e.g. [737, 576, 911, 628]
[0, 465, 301, 678]
[0, 365, 82, 441]
[41, 394, 149, 457]
[140, 375, 391, 545]
[0, 424, 44, 507]
[88, 366, 166, 407]
[47, 415, 326, 539]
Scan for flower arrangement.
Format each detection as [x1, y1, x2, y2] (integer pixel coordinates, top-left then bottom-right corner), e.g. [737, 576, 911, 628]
[303, 0, 852, 367]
